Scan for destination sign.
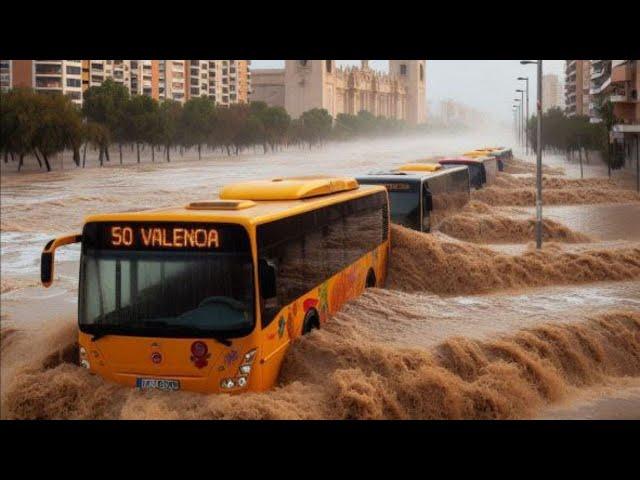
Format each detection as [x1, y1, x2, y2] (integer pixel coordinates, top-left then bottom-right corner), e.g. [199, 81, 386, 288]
[82, 222, 250, 253]
[110, 225, 219, 249]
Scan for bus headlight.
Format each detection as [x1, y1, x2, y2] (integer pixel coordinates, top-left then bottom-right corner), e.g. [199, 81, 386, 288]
[243, 349, 257, 364]
[79, 347, 90, 369]
[220, 378, 235, 389]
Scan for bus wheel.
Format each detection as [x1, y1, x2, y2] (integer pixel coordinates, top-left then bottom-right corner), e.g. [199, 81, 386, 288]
[302, 309, 320, 335]
[366, 269, 377, 288]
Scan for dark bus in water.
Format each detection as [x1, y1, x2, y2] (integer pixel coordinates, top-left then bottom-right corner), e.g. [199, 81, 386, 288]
[464, 147, 512, 172]
[356, 165, 470, 232]
[438, 156, 497, 189]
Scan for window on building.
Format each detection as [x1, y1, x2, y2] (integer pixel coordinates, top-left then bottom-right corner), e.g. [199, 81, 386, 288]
[66, 66, 81, 75]
[400, 64, 407, 75]
[66, 78, 81, 88]
[420, 64, 424, 81]
[326, 60, 332, 73]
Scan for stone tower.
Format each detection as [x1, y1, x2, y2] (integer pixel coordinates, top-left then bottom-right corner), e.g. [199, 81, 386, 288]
[284, 60, 337, 119]
[389, 60, 427, 125]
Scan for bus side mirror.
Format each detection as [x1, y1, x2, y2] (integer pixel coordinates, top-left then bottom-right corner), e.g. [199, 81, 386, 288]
[259, 258, 277, 299]
[41, 234, 82, 287]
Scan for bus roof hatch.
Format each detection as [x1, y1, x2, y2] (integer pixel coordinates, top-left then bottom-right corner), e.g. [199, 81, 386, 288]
[396, 163, 442, 172]
[219, 176, 359, 201]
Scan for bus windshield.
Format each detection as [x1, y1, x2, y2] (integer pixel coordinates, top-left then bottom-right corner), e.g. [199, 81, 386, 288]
[388, 191, 420, 229]
[79, 248, 254, 339]
[442, 164, 485, 188]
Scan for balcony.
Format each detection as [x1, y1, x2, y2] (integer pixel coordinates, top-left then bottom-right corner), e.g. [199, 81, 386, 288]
[612, 123, 640, 133]
[612, 60, 628, 69]
[35, 79, 62, 89]
[35, 65, 62, 75]
[590, 77, 611, 95]
[591, 67, 607, 80]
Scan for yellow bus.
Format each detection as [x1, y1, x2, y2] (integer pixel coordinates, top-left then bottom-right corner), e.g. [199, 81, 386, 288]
[41, 176, 390, 394]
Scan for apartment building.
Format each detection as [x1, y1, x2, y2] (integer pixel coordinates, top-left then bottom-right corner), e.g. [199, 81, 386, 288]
[564, 60, 591, 116]
[589, 60, 612, 122]
[609, 60, 639, 165]
[1, 60, 83, 105]
[542, 73, 563, 112]
[184, 60, 251, 105]
[2, 60, 251, 106]
[0, 60, 12, 91]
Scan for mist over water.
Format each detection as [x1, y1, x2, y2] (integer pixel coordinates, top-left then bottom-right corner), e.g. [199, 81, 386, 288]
[2, 128, 640, 419]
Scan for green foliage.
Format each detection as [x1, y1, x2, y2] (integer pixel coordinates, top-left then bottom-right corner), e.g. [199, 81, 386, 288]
[298, 108, 333, 146]
[526, 106, 618, 169]
[2, 86, 413, 171]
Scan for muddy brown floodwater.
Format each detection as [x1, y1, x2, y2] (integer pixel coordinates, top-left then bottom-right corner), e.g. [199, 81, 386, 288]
[2, 131, 640, 419]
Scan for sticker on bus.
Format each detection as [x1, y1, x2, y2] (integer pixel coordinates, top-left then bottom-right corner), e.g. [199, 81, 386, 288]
[136, 378, 181, 391]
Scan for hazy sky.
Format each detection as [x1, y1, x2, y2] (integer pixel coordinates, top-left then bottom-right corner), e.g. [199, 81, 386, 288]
[251, 60, 565, 124]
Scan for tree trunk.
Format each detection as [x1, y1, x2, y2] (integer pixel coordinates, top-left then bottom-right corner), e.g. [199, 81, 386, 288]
[73, 146, 80, 167]
[166, 144, 171, 162]
[18, 154, 24, 171]
[42, 153, 52, 172]
[198, 144, 201, 160]
[34, 150, 43, 168]
[105, 146, 110, 162]
[137, 143, 140, 163]
[82, 143, 88, 168]
[3, 150, 7, 164]
[119, 144, 123, 164]
[99, 146, 104, 166]
[151, 145, 155, 162]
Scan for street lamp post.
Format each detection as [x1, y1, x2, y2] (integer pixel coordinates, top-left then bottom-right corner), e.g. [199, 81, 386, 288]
[516, 89, 525, 154]
[521, 60, 543, 249]
[514, 99, 521, 146]
[518, 77, 529, 156]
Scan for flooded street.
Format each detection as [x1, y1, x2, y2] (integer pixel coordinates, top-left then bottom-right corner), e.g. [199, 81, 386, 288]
[2, 130, 640, 419]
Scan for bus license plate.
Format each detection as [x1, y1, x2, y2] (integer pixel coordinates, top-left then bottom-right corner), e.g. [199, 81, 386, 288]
[136, 378, 181, 391]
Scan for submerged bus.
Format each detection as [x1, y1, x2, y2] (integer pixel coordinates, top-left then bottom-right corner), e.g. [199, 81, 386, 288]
[41, 176, 390, 394]
[438, 156, 498, 189]
[356, 165, 470, 232]
[465, 147, 511, 172]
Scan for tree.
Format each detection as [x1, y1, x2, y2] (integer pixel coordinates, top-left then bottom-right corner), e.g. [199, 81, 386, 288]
[157, 100, 182, 162]
[83, 122, 111, 167]
[261, 106, 291, 151]
[124, 94, 158, 163]
[82, 79, 130, 162]
[32, 94, 82, 171]
[181, 96, 216, 159]
[299, 108, 333, 147]
[1, 88, 42, 169]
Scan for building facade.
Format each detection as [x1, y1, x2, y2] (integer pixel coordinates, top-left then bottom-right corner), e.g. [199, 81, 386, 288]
[565, 60, 591, 116]
[2, 60, 83, 104]
[250, 60, 427, 125]
[1, 60, 251, 106]
[542, 73, 563, 112]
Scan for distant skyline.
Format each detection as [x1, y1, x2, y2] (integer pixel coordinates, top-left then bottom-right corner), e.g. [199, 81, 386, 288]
[251, 60, 565, 124]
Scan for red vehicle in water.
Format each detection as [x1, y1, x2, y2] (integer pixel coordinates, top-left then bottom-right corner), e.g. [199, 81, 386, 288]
[437, 156, 498, 189]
